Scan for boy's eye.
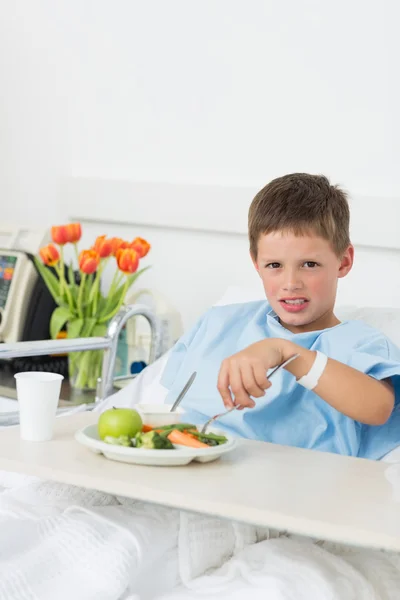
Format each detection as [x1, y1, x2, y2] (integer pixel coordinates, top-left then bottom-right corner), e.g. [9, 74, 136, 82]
[303, 261, 318, 268]
[265, 262, 281, 269]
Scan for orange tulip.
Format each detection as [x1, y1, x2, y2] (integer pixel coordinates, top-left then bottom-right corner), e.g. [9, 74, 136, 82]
[51, 225, 69, 245]
[116, 248, 139, 274]
[39, 243, 60, 266]
[67, 223, 82, 243]
[110, 237, 129, 256]
[79, 249, 100, 274]
[93, 235, 113, 258]
[51, 223, 82, 245]
[130, 237, 151, 258]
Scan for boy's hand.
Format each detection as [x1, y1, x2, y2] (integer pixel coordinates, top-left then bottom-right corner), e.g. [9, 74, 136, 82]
[217, 336, 395, 426]
[217, 339, 286, 409]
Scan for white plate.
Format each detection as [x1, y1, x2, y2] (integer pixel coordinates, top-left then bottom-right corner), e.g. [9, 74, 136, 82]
[75, 424, 238, 466]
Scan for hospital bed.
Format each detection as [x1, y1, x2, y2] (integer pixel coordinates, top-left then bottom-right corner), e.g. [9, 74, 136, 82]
[0, 290, 400, 599]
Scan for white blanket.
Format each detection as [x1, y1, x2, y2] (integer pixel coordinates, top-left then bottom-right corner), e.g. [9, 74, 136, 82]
[0, 471, 180, 600]
[161, 537, 400, 600]
[1, 471, 400, 600]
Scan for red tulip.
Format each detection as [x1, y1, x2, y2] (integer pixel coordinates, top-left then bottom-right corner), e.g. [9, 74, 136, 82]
[130, 237, 151, 258]
[39, 244, 60, 266]
[51, 223, 82, 245]
[79, 249, 100, 274]
[116, 248, 139, 274]
[93, 235, 113, 258]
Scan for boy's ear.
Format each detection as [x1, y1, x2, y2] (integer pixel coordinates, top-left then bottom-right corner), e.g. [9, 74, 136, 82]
[337, 244, 354, 279]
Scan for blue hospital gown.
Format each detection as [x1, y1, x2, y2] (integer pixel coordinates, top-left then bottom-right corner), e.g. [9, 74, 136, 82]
[160, 301, 400, 460]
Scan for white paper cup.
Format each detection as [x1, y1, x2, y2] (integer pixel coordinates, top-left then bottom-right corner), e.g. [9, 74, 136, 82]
[14, 372, 64, 441]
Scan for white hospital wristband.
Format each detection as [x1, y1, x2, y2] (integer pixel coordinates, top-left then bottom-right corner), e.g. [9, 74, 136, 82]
[296, 351, 328, 390]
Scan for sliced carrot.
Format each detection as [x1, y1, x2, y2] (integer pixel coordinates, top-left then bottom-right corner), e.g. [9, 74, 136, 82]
[167, 429, 209, 449]
[142, 424, 153, 433]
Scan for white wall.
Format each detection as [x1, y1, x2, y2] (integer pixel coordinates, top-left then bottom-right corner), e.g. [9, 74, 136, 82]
[1, 0, 399, 326]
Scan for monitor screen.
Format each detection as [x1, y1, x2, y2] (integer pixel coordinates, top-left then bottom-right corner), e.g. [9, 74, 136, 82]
[0, 254, 17, 309]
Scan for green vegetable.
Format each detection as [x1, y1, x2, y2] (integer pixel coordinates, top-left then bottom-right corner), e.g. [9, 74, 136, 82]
[157, 423, 198, 438]
[156, 423, 197, 432]
[189, 431, 228, 445]
[135, 430, 174, 450]
[156, 424, 228, 446]
[103, 435, 132, 447]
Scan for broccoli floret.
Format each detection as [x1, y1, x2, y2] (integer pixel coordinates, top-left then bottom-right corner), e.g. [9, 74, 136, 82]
[135, 430, 174, 449]
[103, 435, 132, 447]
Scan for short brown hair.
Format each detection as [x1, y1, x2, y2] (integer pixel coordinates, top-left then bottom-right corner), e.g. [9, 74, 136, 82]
[248, 173, 350, 258]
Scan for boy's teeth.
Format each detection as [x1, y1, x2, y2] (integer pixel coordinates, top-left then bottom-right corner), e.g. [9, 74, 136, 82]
[284, 299, 306, 305]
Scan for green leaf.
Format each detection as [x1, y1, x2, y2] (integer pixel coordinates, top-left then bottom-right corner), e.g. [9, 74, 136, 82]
[80, 318, 97, 337]
[98, 296, 108, 311]
[67, 264, 77, 310]
[50, 306, 72, 339]
[125, 266, 151, 292]
[33, 257, 61, 303]
[69, 285, 78, 306]
[92, 323, 107, 337]
[109, 283, 126, 308]
[67, 263, 76, 286]
[67, 318, 84, 338]
[82, 274, 94, 307]
[88, 273, 100, 304]
[98, 266, 150, 320]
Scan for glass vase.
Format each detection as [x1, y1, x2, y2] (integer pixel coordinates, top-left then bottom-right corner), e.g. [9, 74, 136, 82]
[68, 349, 103, 392]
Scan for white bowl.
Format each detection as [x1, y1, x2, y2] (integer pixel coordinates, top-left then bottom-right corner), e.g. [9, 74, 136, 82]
[136, 403, 186, 428]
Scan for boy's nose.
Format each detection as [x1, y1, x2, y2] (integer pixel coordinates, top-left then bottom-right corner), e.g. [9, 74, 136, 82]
[283, 282, 302, 292]
[282, 272, 303, 291]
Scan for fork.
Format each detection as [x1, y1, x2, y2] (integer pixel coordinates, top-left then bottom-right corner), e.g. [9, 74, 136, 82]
[200, 353, 299, 433]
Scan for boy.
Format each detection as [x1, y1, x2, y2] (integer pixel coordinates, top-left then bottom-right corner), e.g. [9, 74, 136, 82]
[104, 174, 400, 459]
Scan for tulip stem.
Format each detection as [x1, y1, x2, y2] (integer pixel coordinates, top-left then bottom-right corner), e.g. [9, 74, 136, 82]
[77, 273, 87, 319]
[108, 269, 120, 297]
[58, 247, 74, 312]
[89, 257, 109, 316]
[98, 278, 129, 324]
[74, 243, 80, 268]
[59, 247, 65, 297]
[92, 271, 101, 317]
[92, 282, 99, 317]
[98, 268, 120, 320]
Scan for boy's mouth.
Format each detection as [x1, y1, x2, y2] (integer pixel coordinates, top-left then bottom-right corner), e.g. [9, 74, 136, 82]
[279, 298, 309, 313]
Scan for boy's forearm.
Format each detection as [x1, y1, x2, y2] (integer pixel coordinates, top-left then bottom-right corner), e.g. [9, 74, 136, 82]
[279, 340, 394, 425]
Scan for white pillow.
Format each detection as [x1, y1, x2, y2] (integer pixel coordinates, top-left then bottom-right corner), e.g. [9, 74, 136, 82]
[336, 306, 400, 347]
[213, 284, 265, 306]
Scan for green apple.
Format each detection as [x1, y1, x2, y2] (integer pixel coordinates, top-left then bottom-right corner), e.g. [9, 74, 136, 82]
[98, 407, 142, 441]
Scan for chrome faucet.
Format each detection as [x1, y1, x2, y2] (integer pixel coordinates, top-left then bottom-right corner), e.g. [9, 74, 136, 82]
[0, 304, 162, 401]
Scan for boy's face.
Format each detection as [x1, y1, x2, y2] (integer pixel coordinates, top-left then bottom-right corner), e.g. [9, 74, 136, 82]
[252, 231, 354, 333]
